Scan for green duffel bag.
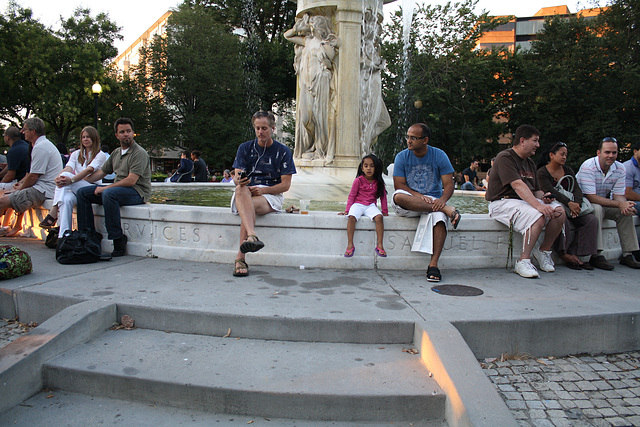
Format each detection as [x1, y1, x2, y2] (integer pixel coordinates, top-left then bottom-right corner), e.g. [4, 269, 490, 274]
[0, 244, 33, 279]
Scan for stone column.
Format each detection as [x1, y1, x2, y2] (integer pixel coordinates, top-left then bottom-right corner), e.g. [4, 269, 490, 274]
[292, 0, 391, 170]
[334, 8, 363, 168]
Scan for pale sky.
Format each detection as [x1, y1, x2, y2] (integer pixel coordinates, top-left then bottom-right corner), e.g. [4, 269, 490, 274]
[2, 0, 604, 54]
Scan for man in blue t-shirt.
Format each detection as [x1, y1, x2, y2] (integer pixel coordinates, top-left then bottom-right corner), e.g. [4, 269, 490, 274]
[392, 123, 460, 283]
[0, 126, 30, 190]
[230, 111, 296, 277]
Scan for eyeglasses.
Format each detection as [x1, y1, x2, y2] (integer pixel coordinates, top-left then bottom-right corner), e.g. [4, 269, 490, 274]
[405, 135, 425, 142]
[602, 137, 617, 143]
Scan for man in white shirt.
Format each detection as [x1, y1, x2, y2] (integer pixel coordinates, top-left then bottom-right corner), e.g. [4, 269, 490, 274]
[0, 117, 62, 236]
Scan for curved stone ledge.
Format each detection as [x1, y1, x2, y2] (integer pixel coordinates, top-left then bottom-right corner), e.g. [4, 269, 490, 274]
[20, 203, 637, 270]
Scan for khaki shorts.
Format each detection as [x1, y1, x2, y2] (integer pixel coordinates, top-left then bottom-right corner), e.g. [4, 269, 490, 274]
[489, 198, 562, 234]
[9, 187, 46, 213]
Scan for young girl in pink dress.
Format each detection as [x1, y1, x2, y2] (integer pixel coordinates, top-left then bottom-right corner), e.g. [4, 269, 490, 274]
[340, 154, 388, 257]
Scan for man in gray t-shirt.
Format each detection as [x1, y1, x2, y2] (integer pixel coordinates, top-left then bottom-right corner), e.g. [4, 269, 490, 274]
[0, 117, 63, 236]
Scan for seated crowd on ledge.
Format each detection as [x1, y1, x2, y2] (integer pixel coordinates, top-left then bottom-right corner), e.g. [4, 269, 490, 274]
[1, 117, 640, 281]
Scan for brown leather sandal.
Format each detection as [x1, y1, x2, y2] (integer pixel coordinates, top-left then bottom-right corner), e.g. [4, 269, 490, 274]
[233, 258, 249, 277]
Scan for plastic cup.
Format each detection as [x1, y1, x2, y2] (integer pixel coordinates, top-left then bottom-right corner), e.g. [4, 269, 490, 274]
[300, 199, 310, 214]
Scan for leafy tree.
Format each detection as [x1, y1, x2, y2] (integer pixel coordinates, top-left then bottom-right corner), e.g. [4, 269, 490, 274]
[0, 3, 120, 149]
[38, 8, 120, 149]
[0, 3, 55, 126]
[507, 0, 640, 167]
[141, 2, 247, 169]
[377, 0, 512, 169]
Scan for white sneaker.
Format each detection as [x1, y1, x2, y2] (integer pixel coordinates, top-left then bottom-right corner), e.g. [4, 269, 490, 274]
[514, 259, 539, 278]
[532, 247, 555, 272]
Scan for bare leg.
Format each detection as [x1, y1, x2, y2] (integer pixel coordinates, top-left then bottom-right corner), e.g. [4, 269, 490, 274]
[393, 193, 458, 223]
[393, 193, 435, 213]
[48, 205, 59, 219]
[429, 221, 447, 268]
[346, 216, 356, 252]
[4, 211, 24, 236]
[373, 215, 384, 250]
[233, 188, 274, 272]
[1, 208, 12, 228]
[521, 216, 545, 260]
[235, 186, 257, 238]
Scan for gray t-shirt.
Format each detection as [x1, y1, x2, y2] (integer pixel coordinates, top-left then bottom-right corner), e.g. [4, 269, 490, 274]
[29, 135, 63, 198]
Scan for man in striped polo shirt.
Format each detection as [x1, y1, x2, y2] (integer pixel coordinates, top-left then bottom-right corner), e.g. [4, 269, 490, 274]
[576, 137, 640, 269]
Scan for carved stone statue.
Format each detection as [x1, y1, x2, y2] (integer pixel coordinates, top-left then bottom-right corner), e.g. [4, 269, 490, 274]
[360, 10, 391, 155]
[286, 1, 393, 169]
[285, 14, 339, 165]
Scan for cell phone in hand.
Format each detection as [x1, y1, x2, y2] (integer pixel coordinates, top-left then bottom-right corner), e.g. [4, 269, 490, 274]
[544, 193, 556, 200]
[239, 171, 247, 180]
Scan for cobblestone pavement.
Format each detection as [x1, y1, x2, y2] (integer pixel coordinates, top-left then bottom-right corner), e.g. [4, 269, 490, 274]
[481, 353, 640, 427]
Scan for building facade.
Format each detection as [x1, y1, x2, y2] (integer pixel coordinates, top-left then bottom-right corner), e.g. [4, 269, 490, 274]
[476, 5, 604, 52]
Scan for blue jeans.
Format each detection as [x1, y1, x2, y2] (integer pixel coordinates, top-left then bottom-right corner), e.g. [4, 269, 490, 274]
[461, 181, 476, 191]
[76, 185, 144, 240]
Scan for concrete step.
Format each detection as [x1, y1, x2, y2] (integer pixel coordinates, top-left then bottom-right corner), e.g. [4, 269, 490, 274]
[0, 389, 447, 426]
[43, 328, 446, 422]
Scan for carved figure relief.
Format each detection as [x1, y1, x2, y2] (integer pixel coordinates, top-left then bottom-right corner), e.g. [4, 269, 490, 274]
[285, 14, 339, 165]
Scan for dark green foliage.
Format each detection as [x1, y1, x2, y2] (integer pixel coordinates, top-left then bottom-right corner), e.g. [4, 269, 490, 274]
[506, 0, 640, 167]
[0, 2, 120, 148]
[378, 0, 512, 170]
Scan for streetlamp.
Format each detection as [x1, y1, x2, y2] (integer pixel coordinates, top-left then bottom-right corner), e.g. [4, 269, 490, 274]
[414, 99, 423, 122]
[92, 81, 102, 128]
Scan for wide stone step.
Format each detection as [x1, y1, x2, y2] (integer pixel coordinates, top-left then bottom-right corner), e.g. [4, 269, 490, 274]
[43, 328, 446, 422]
[0, 389, 447, 426]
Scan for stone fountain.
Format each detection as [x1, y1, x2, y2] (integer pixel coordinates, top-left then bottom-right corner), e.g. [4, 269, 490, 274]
[284, 0, 396, 201]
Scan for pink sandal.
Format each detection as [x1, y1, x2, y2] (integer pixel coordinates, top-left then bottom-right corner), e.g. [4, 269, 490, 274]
[375, 247, 387, 257]
[344, 247, 355, 258]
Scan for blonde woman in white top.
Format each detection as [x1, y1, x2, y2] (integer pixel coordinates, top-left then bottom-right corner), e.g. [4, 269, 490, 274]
[39, 126, 107, 237]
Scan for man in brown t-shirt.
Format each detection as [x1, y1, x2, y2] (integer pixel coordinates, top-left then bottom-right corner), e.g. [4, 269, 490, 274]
[486, 125, 565, 278]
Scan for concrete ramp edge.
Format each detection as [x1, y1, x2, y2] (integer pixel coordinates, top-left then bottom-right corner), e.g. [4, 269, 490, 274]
[0, 301, 116, 414]
[414, 321, 517, 427]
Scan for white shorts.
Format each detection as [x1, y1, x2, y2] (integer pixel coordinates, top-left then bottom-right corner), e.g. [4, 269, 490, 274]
[391, 189, 448, 224]
[489, 198, 562, 235]
[347, 203, 382, 221]
[230, 185, 284, 214]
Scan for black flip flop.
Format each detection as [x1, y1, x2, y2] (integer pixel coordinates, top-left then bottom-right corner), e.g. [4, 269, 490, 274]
[450, 209, 461, 229]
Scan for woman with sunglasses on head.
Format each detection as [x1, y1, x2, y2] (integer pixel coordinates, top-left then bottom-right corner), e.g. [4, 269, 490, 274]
[536, 142, 598, 270]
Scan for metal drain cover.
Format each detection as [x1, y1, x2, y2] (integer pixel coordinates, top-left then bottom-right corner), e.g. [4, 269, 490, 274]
[431, 284, 484, 296]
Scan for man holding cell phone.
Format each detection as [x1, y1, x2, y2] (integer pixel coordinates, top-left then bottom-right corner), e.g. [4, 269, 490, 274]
[486, 125, 566, 278]
[230, 111, 297, 277]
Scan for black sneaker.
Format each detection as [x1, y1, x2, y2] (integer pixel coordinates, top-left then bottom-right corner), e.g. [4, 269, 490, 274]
[633, 250, 640, 263]
[620, 254, 640, 269]
[589, 255, 614, 270]
[112, 235, 128, 257]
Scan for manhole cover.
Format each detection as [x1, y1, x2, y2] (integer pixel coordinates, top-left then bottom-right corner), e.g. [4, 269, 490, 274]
[431, 284, 484, 296]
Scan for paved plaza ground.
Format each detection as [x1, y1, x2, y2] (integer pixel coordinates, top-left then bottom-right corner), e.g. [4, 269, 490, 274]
[1, 237, 639, 425]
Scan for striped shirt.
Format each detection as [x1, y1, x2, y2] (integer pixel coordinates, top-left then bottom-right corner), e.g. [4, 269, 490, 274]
[576, 157, 626, 199]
